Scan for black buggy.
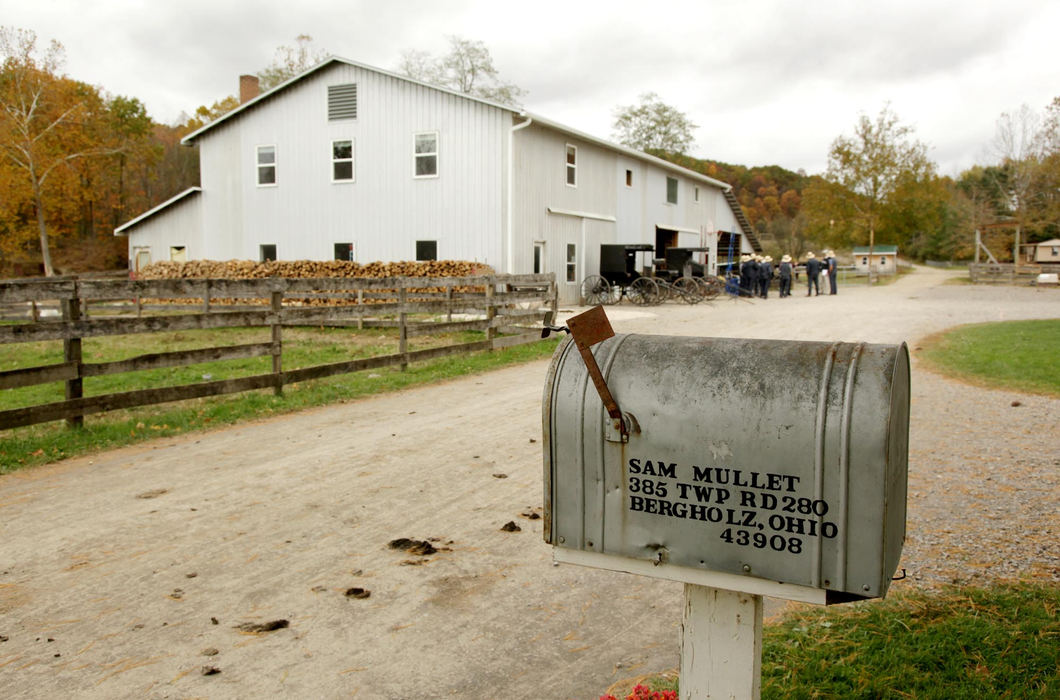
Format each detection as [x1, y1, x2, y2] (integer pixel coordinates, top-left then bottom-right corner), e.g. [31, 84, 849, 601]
[580, 244, 662, 305]
[581, 244, 723, 305]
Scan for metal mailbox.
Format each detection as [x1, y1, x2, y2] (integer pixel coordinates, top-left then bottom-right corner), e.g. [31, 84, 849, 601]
[543, 332, 910, 602]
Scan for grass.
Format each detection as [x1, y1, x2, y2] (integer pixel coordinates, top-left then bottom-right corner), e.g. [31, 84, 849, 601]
[607, 581, 1059, 699]
[917, 319, 1060, 397]
[0, 324, 559, 473]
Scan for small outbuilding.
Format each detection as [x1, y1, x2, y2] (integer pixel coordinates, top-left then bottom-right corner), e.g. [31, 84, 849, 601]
[853, 245, 898, 275]
[1026, 239, 1060, 264]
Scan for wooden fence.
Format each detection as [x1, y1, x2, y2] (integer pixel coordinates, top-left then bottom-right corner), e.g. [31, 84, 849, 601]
[968, 263, 1047, 285]
[0, 273, 556, 431]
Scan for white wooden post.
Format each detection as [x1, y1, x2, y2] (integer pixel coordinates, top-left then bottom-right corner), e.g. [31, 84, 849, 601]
[681, 584, 763, 700]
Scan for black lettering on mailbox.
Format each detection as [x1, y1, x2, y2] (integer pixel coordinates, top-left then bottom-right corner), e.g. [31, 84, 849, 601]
[625, 456, 836, 557]
[628, 459, 677, 478]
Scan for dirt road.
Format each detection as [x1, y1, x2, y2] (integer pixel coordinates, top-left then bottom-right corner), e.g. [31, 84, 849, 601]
[1, 268, 1058, 699]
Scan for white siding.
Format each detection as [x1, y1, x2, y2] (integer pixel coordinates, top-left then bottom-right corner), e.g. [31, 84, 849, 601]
[122, 193, 204, 269]
[195, 63, 508, 266]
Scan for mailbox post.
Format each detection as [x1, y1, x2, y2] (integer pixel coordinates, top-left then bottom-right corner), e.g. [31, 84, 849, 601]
[543, 307, 910, 699]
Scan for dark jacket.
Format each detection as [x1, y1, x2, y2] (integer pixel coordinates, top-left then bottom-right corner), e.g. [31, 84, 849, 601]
[806, 258, 823, 277]
[778, 262, 792, 279]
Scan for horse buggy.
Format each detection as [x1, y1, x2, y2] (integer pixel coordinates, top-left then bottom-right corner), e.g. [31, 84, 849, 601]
[580, 244, 724, 306]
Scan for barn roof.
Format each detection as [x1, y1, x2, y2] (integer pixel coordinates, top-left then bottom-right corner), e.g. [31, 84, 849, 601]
[113, 187, 201, 236]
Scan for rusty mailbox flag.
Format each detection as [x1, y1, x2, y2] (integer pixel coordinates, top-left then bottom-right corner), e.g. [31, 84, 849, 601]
[543, 307, 910, 602]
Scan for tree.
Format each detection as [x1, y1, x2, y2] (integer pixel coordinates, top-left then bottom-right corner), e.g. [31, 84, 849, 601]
[257, 34, 327, 91]
[612, 92, 697, 155]
[398, 36, 525, 106]
[0, 27, 116, 275]
[816, 105, 932, 278]
[990, 104, 1045, 262]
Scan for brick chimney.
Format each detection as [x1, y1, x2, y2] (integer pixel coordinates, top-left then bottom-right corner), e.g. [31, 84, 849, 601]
[239, 75, 260, 104]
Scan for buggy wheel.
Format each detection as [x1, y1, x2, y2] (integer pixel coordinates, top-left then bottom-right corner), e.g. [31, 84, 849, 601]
[627, 277, 661, 306]
[674, 276, 703, 304]
[697, 276, 724, 299]
[605, 283, 623, 305]
[580, 275, 611, 305]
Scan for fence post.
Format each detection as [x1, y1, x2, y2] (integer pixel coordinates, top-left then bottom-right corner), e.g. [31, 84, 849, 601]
[446, 285, 453, 323]
[203, 280, 211, 314]
[62, 290, 84, 428]
[485, 278, 497, 351]
[357, 288, 364, 330]
[550, 278, 558, 319]
[271, 288, 283, 396]
[399, 283, 409, 371]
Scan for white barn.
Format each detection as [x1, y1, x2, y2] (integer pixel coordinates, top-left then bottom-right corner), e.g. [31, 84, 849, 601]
[115, 57, 760, 304]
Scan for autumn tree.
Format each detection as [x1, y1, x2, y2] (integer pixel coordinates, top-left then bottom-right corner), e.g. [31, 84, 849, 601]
[989, 104, 1046, 262]
[0, 27, 117, 275]
[612, 92, 697, 155]
[810, 105, 932, 278]
[258, 34, 328, 91]
[180, 35, 327, 131]
[398, 36, 525, 106]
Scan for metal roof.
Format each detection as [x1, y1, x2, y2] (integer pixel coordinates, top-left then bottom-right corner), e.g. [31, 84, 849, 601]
[180, 56, 735, 194]
[181, 56, 519, 146]
[853, 245, 899, 254]
[113, 187, 202, 235]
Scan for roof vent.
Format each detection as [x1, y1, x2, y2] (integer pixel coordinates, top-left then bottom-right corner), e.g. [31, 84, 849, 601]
[328, 83, 358, 120]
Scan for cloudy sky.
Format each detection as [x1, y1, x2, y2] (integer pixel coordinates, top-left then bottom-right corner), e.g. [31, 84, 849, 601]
[5, 0, 1058, 177]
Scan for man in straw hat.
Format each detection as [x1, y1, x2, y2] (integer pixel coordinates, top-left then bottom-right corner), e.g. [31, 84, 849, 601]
[758, 255, 774, 298]
[739, 253, 755, 297]
[824, 249, 838, 295]
[778, 254, 793, 297]
[805, 252, 822, 296]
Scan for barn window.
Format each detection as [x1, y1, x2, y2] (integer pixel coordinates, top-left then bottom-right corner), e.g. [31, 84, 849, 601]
[257, 145, 277, 186]
[666, 177, 678, 204]
[334, 243, 354, 261]
[332, 140, 354, 182]
[169, 246, 186, 262]
[416, 240, 437, 261]
[566, 145, 577, 187]
[260, 244, 277, 262]
[625, 169, 633, 187]
[328, 83, 358, 120]
[414, 132, 439, 177]
[566, 243, 577, 282]
[694, 186, 700, 203]
[534, 243, 544, 274]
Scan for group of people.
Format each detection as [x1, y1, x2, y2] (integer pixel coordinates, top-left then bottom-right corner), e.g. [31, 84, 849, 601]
[738, 250, 838, 299]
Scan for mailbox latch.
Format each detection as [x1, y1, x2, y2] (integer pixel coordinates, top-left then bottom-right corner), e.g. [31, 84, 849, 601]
[562, 306, 629, 441]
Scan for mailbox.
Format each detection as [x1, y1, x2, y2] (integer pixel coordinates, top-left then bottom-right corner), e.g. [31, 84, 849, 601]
[543, 332, 910, 602]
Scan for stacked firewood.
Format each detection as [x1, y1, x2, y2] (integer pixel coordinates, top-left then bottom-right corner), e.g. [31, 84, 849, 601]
[136, 259, 494, 306]
[138, 259, 492, 280]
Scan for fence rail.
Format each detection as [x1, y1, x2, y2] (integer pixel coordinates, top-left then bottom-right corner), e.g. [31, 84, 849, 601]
[968, 263, 1046, 285]
[0, 273, 557, 430]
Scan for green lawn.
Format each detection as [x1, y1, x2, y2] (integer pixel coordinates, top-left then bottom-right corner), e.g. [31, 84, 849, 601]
[608, 582, 1059, 699]
[0, 324, 559, 473]
[917, 319, 1060, 396]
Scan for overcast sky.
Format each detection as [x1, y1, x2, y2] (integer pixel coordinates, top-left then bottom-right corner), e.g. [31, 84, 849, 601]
[5, 0, 1058, 178]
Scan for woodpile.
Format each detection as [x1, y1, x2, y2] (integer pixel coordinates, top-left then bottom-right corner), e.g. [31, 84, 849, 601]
[138, 259, 493, 280]
[136, 259, 495, 307]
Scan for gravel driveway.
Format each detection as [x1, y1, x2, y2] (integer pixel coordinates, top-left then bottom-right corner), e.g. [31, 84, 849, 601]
[0, 267, 1057, 699]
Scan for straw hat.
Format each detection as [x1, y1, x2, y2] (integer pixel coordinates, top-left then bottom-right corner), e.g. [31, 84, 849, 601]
[740, 253, 751, 262]
[806, 252, 816, 259]
[781, 254, 792, 263]
[765, 256, 773, 262]
[824, 249, 835, 257]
